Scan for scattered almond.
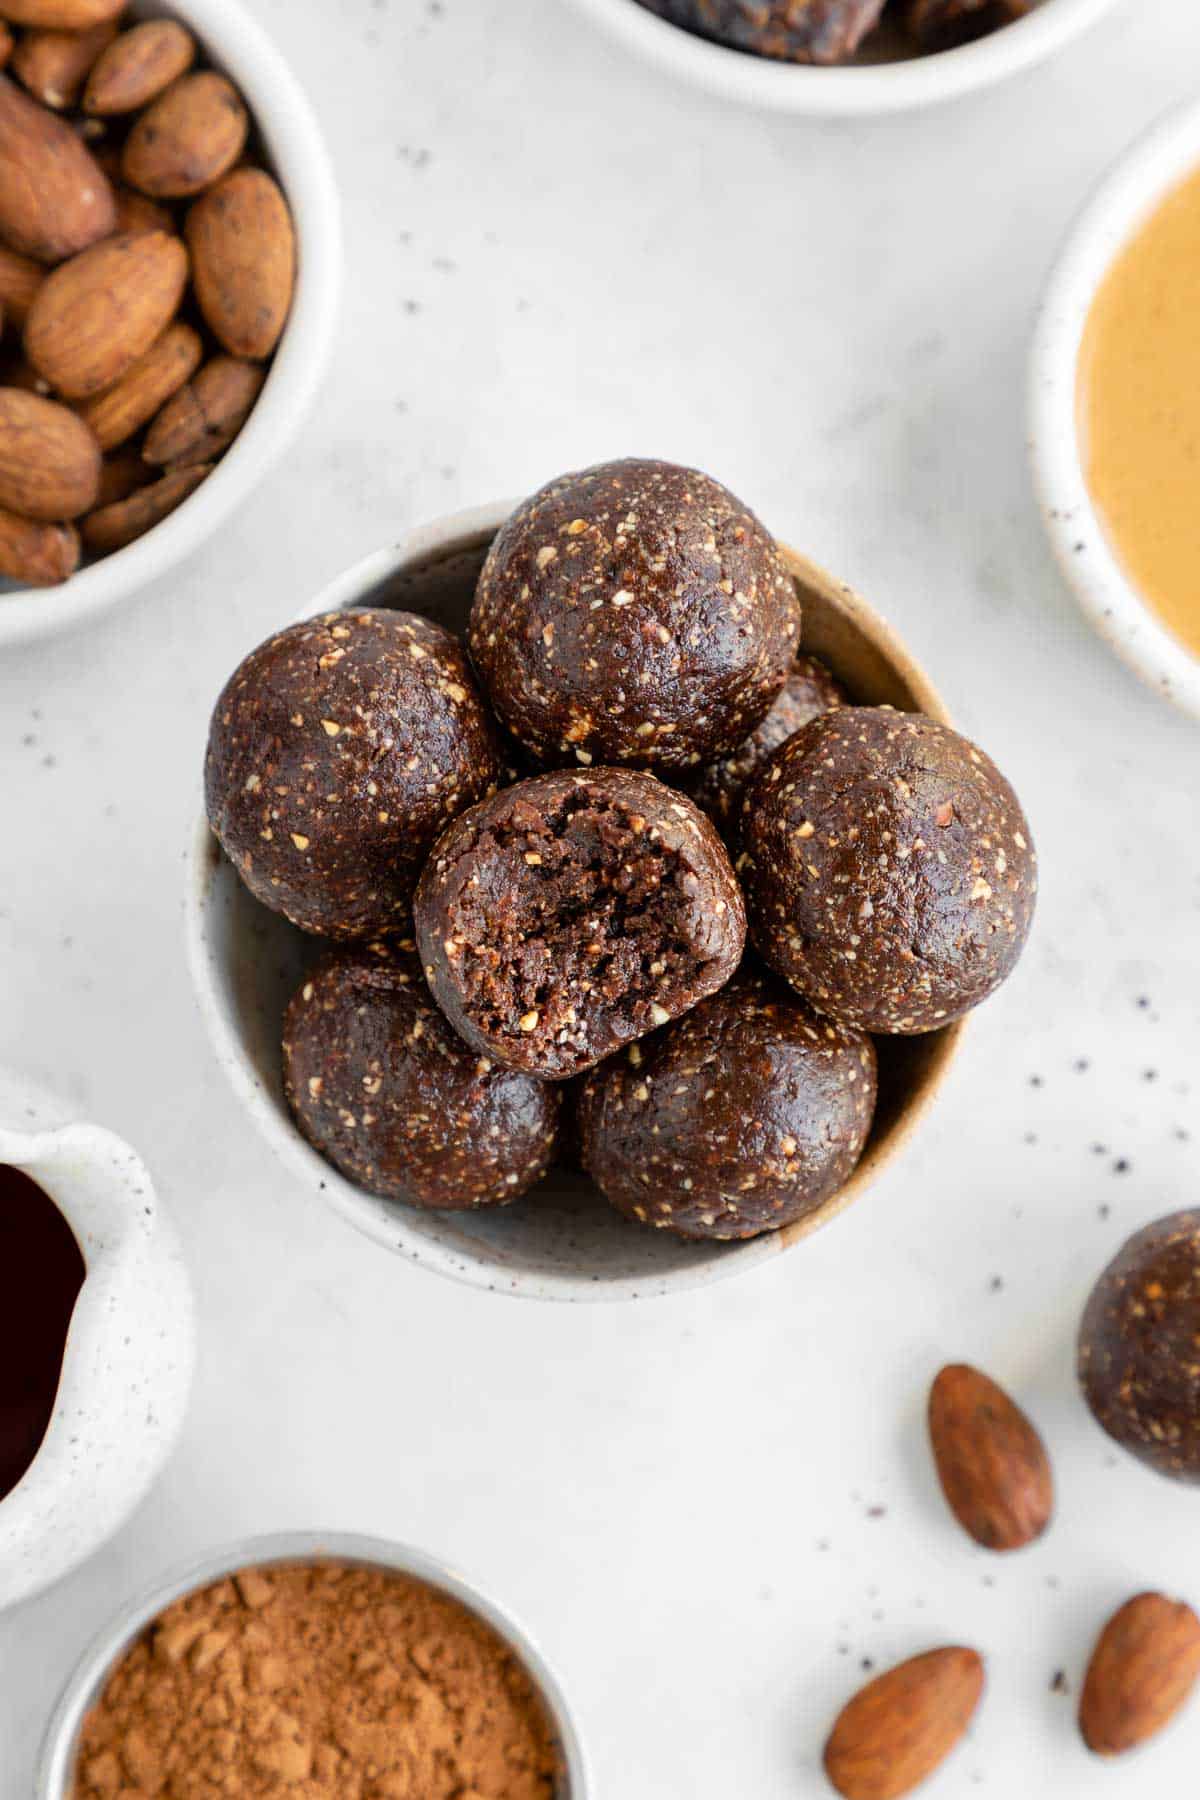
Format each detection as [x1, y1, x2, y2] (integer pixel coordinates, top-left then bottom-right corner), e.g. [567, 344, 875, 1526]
[0, 243, 44, 327]
[0, 502, 78, 582]
[81, 460, 209, 552]
[187, 167, 295, 359]
[75, 318, 200, 450]
[927, 1363, 1053, 1552]
[122, 68, 246, 198]
[11, 19, 116, 108]
[83, 16, 193, 114]
[0, 385, 99, 518]
[0, 71, 115, 260]
[143, 354, 263, 468]
[24, 228, 188, 398]
[824, 1647, 984, 1800]
[1080, 1593, 1200, 1756]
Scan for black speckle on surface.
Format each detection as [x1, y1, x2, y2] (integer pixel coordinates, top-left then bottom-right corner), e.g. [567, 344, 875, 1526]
[1091, 1142, 1107, 1156]
[1023, 1131, 1037, 1145]
[1098, 1203, 1110, 1220]
[1050, 1669, 1069, 1695]
[989, 1275, 1004, 1292]
[866, 1505, 886, 1519]
[1143, 1068, 1158, 1082]
[1029, 1074, 1044, 1089]
[1113, 1158, 1131, 1175]
[1073, 1057, 1090, 1073]
[860, 1657, 874, 1673]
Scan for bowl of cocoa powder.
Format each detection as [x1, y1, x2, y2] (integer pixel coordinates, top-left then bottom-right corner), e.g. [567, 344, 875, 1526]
[37, 1532, 588, 1798]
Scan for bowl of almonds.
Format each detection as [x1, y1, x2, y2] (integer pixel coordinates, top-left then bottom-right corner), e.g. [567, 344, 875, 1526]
[0, 0, 340, 647]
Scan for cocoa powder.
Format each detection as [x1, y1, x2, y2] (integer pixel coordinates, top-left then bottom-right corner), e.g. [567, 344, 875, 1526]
[70, 1560, 561, 1798]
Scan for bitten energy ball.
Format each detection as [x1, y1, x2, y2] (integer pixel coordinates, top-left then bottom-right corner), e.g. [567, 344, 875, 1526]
[577, 968, 877, 1240]
[414, 768, 746, 1080]
[741, 708, 1036, 1033]
[206, 609, 502, 939]
[1079, 1213, 1200, 1484]
[283, 940, 560, 1209]
[468, 458, 800, 772]
[634, 0, 886, 63]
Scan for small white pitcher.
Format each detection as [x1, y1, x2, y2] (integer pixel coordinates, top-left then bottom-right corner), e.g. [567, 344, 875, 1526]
[0, 1069, 195, 1611]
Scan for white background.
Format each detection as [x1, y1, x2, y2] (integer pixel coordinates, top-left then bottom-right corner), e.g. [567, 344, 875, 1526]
[2, 0, 1199, 1793]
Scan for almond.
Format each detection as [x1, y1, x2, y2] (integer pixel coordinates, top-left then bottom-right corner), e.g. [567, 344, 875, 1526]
[0, 0, 124, 24]
[83, 17, 194, 115]
[187, 168, 295, 359]
[824, 1648, 984, 1800]
[1080, 1593, 1200, 1755]
[111, 185, 174, 238]
[143, 354, 264, 468]
[0, 504, 78, 583]
[24, 229, 188, 398]
[11, 19, 116, 108]
[122, 70, 247, 199]
[0, 21, 12, 67]
[0, 385, 99, 518]
[81, 460, 209, 552]
[0, 243, 44, 327]
[75, 319, 200, 451]
[0, 71, 115, 261]
[927, 1363, 1053, 1551]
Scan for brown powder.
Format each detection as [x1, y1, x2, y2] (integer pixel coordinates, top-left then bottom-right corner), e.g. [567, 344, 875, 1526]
[70, 1560, 562, 1799]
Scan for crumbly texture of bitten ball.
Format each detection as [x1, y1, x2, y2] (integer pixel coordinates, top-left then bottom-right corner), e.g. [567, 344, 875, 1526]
[468, 459, 800, 772]
[577, 968, 877, 1240]
[282, 940, 560, 1208]
[740, 707, 1036, 1033]
[1079, 1212, 1200, 1484]
[206, 609, 503, 939]
[686, 653, 845, 843]
[414, 768, 746, 1080]
[634, 0, 886, 63]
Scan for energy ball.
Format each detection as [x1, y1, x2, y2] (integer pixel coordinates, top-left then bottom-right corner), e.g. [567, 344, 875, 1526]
[282, 940, 560, 1209]
[741, 707, 1036, 1033]
[577, 967, 877, 1241]
[414, 767, 746, 1081]
[634, 0, 886, 63]
[468, 459, 800, 772]
[206, 609, 503, 939]
[1079, 1213, 1200, 1484]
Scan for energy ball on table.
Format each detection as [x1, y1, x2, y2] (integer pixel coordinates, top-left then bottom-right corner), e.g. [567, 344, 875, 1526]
[283, 940, 560, 1209]
[1079, 1213, 1200, 1484]
[741, 707, 1036, 1033]
[414, 767, 746, 1080]
[468, 458, 800, 772]
[206, 609, 502, 939]
[634, 0, 886, 64]
[577, 968, 877, 1241]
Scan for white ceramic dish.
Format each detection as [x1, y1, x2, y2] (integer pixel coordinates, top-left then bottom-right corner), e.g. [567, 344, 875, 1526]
[185, 499, 963, 1303]
[1029, 98, 1200, 721]
[0, 1067, 194, 1612]
[564, 0, 1125, 116]
[0, 0, 341, 651]
[36, 1530, 589, 1797]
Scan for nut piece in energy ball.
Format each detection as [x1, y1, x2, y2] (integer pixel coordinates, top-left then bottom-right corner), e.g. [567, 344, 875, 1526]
[1079, 1211, 1200, 1484]
[468, 458, 800, 772]
[283, 941, 560, 1209]
[206, 609, 503, 940]
[577, 967, 876, 1240]
[634, 0, 886, 64]
[414, 767, 746, 1080]
[741, 708, 1036, 1033]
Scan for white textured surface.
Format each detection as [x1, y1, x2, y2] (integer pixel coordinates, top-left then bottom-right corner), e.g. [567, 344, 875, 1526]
[1, 0, 1198, 1792]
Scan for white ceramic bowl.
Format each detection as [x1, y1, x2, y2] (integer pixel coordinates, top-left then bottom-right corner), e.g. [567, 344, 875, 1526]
[1029, 98, 1200, 720]
[564, 0, 1125, 116]
[185, 500, 963, 1302]
[36, 1530, 589, 1798]
[0, 0, 341, 651]
[0, 1067, 195, 1612]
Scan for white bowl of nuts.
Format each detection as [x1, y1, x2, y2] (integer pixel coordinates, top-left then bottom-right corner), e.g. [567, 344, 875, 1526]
[0, 0, 340, 648]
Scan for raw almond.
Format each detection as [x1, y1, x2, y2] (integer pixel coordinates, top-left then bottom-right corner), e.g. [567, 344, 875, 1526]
[0, 503, 78, 583]
[0, 21, 11, 67]
[81, 460, 208, 552]
[111, 185, 174, 238]
[0, 385, 99, 517]
[0, 0, 124, 24]
[122, 69, 246, 198]
[83, 16, 194, 114]
[143, 354, 263, 467]
[11, 18, 116, 108]
[1080, 1593, 1200, 1755]
[0, 243, 43, 326]
[824, 1648, 984, 1800]
[927, 1363, 1053, 1551]
[0, 71, 115, 261]
[75, 318, 200, 450]
[24, 229, 188, 398]
[187, 168, 295, 359]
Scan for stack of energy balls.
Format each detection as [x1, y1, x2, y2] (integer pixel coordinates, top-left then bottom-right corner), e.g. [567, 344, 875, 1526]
[205, 459, 1037, 1244]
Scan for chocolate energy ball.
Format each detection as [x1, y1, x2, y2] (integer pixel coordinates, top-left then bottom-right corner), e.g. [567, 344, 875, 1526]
[634, 0, 886, 63]
[577, 967, 877, 1241]
[206, 609, 503, 939]
[282, 940, 560, 1209]
[468, 459, 800, 772]
[741, 707, 1036, 1033]
[686, 652, 845, 843]
[414, 768, 746, 1080]
[1079, 1213, 1200, 1484]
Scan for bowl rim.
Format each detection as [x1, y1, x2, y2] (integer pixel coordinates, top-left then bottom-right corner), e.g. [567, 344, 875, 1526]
[35, 1529, 590, 1799]
[1029, 95, 1200, 721]
[183, 498, 966, 1303]
[0, 0, 342, 651]
[562, 0, 1126, 116]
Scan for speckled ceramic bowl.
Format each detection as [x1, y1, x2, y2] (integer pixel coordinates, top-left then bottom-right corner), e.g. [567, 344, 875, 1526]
[37, 1531, 588, 1798]
[184, 500, 965, 1302]
[0, 1068, 194, 1611]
